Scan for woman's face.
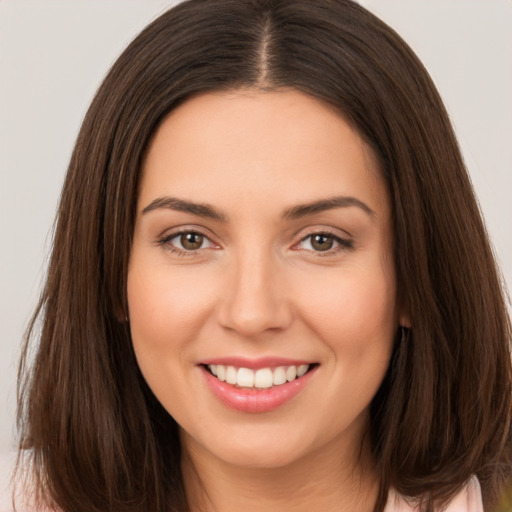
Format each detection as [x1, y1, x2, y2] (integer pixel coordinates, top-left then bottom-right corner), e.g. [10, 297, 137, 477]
[128, 89, 406, 469]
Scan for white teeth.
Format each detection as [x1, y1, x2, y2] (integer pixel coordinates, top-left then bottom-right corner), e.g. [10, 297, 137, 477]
[216, 365, 226, 381]
[272, 366, 287, 385]
[254, 368, 273, 388]
[226, 366, 237, 385]
[237, 367, 254, 387]
[207, 364, 311, 389]
[297, 364, 308, 377]
[286, 366, 297, 382]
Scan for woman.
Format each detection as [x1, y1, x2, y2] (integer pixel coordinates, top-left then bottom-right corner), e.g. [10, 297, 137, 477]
[16, 1, 512, 511]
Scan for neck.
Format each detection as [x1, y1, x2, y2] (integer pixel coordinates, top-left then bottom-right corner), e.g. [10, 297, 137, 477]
[181, 430, 379, 512]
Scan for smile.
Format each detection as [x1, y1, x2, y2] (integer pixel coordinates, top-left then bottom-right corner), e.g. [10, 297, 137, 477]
[207, 364, 310, 389]
[200, 360, 318, 413]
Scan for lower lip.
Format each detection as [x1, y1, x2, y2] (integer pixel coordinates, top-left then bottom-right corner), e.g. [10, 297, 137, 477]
[201, 366, 317, 413]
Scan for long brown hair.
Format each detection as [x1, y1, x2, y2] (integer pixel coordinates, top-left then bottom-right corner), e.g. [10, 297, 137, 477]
[17, 1, 512, 511]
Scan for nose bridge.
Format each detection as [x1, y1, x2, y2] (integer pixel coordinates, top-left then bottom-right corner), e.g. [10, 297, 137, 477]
[218, 242, 291, 336]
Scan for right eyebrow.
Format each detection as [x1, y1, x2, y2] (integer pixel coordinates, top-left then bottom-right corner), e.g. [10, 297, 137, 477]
[282, 196, 376, 220]
[141, 196, 227, 222]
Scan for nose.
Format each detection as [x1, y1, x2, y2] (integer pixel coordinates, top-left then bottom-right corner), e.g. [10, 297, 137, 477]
[217, 248, 293, 338]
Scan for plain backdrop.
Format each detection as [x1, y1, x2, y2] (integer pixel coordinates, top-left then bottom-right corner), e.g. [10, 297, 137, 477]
[1, 1, 511, 509]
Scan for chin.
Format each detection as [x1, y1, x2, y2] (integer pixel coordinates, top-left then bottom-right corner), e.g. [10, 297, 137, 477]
[181, 416, 355, 472]
[217, 442, 307, 469]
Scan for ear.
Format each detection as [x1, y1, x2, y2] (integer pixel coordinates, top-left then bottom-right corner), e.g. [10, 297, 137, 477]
[397, 295, 411, 328]
[113, 298, 129, 323]
[114, 309, 129, 323]
[398, 310, 411, 329]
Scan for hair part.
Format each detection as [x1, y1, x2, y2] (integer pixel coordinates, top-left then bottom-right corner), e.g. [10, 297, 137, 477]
[17, 1, 512, 511]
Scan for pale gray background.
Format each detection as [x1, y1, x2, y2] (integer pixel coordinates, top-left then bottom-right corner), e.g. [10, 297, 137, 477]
[1, 1, 511, 509]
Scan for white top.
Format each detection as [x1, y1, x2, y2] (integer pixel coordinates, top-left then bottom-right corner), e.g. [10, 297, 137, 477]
[384, 477, 483, 511]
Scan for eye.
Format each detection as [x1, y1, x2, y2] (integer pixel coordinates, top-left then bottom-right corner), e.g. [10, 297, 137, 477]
[158, 230, 216, 253]
[296, 232, 352, 253]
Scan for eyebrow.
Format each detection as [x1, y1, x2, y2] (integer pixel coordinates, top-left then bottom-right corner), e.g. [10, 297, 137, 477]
[141, 195, 375, 221]
[282, 196, 375, 220]
[142, 196, 227, 221]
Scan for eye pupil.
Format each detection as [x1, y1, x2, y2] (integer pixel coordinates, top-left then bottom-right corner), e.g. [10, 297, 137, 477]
[311, 234, 334, 251]
[181, 233, 203, 250]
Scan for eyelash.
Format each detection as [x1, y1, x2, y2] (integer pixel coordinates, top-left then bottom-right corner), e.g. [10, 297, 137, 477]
[294, 231, 353, 256]
[157, 230, 214, 256]
[156, 230, 354, 257]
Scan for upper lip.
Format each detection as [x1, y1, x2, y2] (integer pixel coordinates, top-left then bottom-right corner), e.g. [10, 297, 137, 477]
[199, 356, 316, 370]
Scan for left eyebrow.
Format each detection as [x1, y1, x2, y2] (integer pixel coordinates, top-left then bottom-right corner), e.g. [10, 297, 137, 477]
[141, 196, 227, 221]
[282, 196, 376, 220]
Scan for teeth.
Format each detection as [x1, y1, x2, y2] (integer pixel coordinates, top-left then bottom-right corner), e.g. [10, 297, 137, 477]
[272, 366, 287, 385]
[226, 366, 237, 385]
[297, 364, 308, 377]
[237, 367, 254, 387]
[254, 368, 273, 389]
[216, 365, 226, 381]
[286, 366, 297, 382]
[207, 364, 311, 389]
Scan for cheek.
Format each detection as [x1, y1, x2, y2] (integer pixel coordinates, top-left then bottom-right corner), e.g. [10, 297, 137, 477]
[287, 262, 397, 443]
[126, 264, 217, 416]
[297, 262, 398, 344]
[126, 264, 219, 378]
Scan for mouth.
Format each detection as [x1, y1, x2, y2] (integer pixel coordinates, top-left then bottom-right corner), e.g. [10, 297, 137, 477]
[199, 360, 319, 413]
[203, 363, 316, 390]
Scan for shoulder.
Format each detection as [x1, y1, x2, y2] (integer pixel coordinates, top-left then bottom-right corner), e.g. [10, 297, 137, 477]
[384, 477, 483, 512]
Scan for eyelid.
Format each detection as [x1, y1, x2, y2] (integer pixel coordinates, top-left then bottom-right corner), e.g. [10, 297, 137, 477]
[156, 224, 219, 242]
[292, 227, 354, 254]
[293, 222, 353, 238]
[156, 226, 220, 255]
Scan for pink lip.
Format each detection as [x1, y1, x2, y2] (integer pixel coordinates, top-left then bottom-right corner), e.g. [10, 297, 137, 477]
[200, 356, 312, 370]
[200, 364, 317, 414]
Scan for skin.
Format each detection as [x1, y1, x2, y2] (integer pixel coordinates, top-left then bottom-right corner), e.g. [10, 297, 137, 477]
[127, 88, 409, 512]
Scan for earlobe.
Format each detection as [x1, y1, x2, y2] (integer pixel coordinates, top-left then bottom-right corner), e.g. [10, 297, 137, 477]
[114, 294, 130, 323]
[115, 312, 129, 323]
[398, 311, 411, 329]
[114, 305, 129, 323]
[396, 291, 411, 329]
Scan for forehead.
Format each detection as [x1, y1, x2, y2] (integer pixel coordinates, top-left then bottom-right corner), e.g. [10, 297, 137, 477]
[139, 88, 389, 218]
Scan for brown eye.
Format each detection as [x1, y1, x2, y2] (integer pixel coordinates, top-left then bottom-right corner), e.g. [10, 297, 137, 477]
[295, 232, 352, 254]
[159, 230, 215, 254]
[180, 232, 204, 250]
[310, 234, 334, 251]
